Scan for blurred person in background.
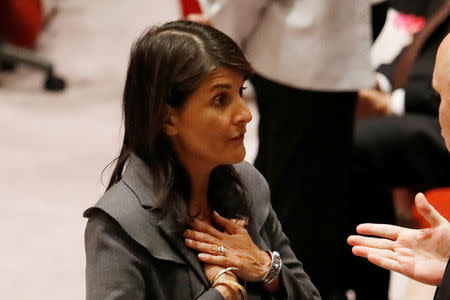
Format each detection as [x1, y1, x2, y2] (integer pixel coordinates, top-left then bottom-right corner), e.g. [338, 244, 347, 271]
[348, 0, 450, 298]
[84, 20, 320, 300]
[193, 1, 386, 299]
[348, 31, 450, 300]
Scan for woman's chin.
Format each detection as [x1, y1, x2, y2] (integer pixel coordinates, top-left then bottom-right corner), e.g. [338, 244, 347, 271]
[215, 146, 246, 166]
[230, 148, 246, 164]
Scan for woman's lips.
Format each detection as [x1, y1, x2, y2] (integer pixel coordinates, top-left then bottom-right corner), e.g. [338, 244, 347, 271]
[231, 133, 245, 141]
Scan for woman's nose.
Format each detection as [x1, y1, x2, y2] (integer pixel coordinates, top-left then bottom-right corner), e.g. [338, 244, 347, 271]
[233, 99, 253, 125]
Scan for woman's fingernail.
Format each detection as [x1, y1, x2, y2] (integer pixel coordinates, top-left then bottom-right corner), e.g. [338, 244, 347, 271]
[198, 253, 207, 259]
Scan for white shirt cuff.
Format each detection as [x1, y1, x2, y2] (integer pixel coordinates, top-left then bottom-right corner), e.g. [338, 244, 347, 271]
[389, 88, 405, 116]
[375, 72, 392, 93]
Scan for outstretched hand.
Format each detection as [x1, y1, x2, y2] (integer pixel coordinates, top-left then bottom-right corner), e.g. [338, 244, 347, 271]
[347, 193, 450, 286]
[184, 211, 271, 282]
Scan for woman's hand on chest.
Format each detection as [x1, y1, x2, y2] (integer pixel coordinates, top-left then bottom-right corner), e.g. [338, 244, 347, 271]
[184, 211, 272, 282]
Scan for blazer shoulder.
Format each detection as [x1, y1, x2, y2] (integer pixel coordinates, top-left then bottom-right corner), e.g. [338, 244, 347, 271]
[234, 161, 270, 201]
[83, 181, 185, 264]
[83, 181, 140, 219]
[233, 161, 271, 230]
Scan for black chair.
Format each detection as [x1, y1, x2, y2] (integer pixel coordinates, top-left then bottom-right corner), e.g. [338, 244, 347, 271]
[0, 40, 66, 91]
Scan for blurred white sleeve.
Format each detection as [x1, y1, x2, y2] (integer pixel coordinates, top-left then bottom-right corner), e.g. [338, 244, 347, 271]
[374, 72, 405, 115]
[375, 72, 392, 93]
[198, 0, 270, 47]
[389, 88, 405, 116]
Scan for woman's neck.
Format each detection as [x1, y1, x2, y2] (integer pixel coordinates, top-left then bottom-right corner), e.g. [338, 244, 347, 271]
[184, 161, 214, 222]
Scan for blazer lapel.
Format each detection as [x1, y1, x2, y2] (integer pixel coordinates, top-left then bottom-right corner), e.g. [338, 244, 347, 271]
[99, 153, 207, 288]
[122, 154, 210, 287]
[158, 216, 210, 287]
[247, 217, 270, 252]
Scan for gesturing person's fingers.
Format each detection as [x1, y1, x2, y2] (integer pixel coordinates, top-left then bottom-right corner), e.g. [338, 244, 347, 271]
[415, 193, 447, 227]
[356, 223, 402, 240]
[351, 246, 397, 261]
[367, 253, 402, 274]
[347, 235, 396, 250]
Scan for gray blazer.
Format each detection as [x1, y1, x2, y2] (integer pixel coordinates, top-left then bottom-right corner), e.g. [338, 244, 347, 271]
[84, 154, 320, 299]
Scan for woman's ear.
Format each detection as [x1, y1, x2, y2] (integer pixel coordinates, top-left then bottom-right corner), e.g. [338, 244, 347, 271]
[162, 106, 179, 136]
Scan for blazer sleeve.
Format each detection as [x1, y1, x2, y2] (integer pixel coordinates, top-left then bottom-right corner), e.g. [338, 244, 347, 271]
[85, 211, 147, 300]
[434, 259, 450, 300]
[262, 204, 321, 300]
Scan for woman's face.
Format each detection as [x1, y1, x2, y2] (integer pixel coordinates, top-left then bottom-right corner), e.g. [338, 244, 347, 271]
[165, 68, 252, 169]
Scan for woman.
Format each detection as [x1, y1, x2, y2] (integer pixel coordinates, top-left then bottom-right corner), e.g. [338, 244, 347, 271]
[84, 20, 320, 300]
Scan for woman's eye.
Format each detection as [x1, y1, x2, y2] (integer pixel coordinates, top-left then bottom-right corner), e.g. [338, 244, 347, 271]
[213, 94, 227, 106]
[239, 86, 247, 97]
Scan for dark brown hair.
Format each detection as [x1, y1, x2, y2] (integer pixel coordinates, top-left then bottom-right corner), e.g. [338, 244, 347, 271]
[107, 20, 253, 231]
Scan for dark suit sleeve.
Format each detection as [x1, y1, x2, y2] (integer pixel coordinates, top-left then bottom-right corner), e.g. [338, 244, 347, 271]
[376, 19, 447, 115]
[262, 205, 321, 299]
[434, 259, 450, 300]
[85, 211, 146, 300]
[403, 79, 440, 114]
[378, 57, 439, 115]
[402, 40, 440, 115]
